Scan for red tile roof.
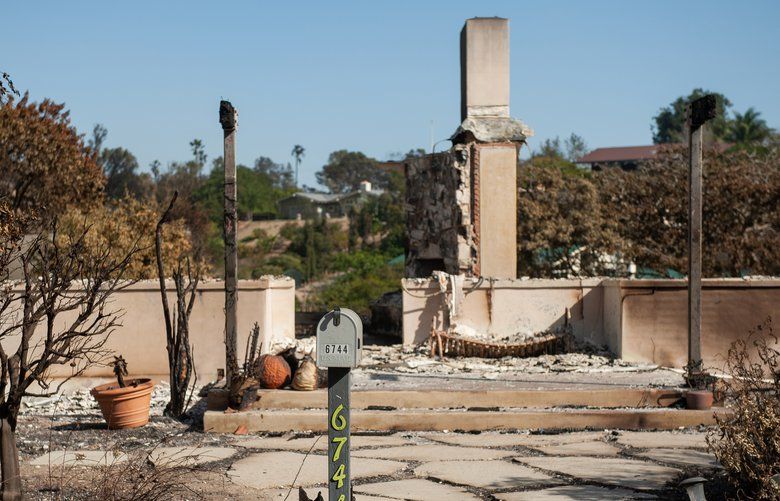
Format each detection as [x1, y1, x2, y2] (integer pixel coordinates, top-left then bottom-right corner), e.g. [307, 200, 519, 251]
[576, 145, 660, 164]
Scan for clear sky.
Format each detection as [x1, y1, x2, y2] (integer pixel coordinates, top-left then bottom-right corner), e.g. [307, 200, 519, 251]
[5, 1, 779, 188]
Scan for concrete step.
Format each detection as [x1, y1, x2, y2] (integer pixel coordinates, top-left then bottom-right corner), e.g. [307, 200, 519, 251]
[204, 407, 725, 433]
[207, 388, 684, 411]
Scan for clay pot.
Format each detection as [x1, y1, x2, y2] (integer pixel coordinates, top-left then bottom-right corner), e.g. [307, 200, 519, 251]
[256, 355, 292, 389]
[91, 378, 154, 429]
[686, 390, 714, 410]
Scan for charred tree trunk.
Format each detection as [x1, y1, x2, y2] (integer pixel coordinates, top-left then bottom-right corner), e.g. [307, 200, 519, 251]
[0, 415, 21, 501]
[155, 192, 198, 418]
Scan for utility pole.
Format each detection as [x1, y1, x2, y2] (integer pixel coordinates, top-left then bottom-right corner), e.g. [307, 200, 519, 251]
[219, 100, 239, 384]
[686, 94, 717, 388]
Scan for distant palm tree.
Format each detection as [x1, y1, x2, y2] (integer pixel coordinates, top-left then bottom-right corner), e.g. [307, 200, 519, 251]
[727, 107, 772, 144]
[291, 144, 305, 188]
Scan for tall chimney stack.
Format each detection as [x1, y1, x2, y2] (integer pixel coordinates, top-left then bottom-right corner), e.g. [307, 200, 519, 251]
[461, 17, 510, 121]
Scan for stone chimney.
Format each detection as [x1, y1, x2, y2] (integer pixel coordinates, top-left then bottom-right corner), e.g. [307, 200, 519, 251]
[405, 17, 532, 280]
[461, 17, 510, 121]
[455, 17, 532, 279]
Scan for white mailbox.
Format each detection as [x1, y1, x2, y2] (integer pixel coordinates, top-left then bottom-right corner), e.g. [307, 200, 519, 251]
[316, 308, 363, 368]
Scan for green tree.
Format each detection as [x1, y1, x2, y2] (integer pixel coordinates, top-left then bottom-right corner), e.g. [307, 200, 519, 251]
[535, 137, 564, 158]
[564, 133, 588, 162]
[102, 147, 155, 200]
[88, 123, 108, 154]
[726, 107, 773, 145]
[652, 89, 731, 144]
[527, 138, 588, 178]
[534, 134, 589, 163]
[196, 162, 280, 221]
[189, 138, 207, 171]
[291, 144, 305, 187]
[284, 219, 349, 280]
[255, 156, 295, 190]
[348, 171, 405, 255]
[308, 255, 403, 315]
[316, 150, 384, 193]
[85, 124, 154, 200]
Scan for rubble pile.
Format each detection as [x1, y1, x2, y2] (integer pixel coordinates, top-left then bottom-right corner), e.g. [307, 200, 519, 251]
[359, 343, 659, 378]
[20, 382, 206, 417]
[266, 335, 316, 360]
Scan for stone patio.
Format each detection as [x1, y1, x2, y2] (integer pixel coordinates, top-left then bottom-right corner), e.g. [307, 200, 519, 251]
[24, 429, 721, 499]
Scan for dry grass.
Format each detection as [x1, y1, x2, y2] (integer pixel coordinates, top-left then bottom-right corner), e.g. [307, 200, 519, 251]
[708, 317, 780, 499]
[37, 439, 223, 500]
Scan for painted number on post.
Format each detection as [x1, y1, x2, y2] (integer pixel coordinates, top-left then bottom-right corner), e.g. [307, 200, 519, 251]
[330, 403, 348, 499]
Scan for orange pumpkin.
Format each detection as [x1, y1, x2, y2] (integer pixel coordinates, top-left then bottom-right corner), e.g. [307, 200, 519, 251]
[256, 355, 291, 389]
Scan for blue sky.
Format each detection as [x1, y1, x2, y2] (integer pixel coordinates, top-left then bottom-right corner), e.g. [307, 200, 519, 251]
[5, 1, 779, 188]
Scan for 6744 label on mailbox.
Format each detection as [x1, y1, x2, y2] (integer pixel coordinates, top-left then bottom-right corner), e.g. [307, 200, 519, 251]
[323, 344, 349, 354]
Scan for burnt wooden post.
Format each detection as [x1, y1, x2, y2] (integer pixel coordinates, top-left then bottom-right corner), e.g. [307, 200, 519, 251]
[316, 308, 363, 501]
[220, 100, 239, 384]
[686, 94, 717, 386]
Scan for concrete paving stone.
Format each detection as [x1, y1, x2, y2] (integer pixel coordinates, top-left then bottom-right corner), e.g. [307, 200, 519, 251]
[426, 431, 604, 448]
[415, 459, 561, 490]
[234, 435, 327, 452]
[29, 450, 127, 467]
[147, 446, 236, 466]
[235, 433, 411, 451]
[354, 444, 511, 461]
[258, 488, 327, 500]
[615, 431, 708, 449]
[515, 456, 681, 491]
[229, 451, 406, 489]
[532, 440, 621, 457]
[495, 485, 657, 500]
[633, 448, 720, 468]
[351, 434, 414, 449]
[355, 478, 481, 500]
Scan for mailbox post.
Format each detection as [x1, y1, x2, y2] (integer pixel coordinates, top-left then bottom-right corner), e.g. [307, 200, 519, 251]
[316, 308, 362, 501]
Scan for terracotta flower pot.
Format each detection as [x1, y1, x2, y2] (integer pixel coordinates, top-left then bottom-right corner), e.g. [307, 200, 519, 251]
[91, 378, 154, 429]
[686, 390, 714, 410]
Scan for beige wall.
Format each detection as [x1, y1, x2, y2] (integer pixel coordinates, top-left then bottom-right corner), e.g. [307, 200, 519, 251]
[477, 145, 518, 279]
[403, 277, 779, 369]
[611, 279, 780, 370]
[402, 278, 604, 346]
[2, 277, 295, 381]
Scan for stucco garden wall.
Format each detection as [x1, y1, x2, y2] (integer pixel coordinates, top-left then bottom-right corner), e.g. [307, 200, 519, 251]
[403, 277, 779, 369]
[2, 277, 295, 381]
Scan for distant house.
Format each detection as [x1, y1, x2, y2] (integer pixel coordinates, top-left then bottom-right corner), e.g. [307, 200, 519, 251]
[575, 145, 661, 171]
[277, 180, 383, 219]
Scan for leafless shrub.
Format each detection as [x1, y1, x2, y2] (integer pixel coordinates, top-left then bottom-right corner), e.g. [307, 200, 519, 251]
[707, 317, 780, 499]
[0, 205, 143, 499]
[155, 192, 201, 418]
